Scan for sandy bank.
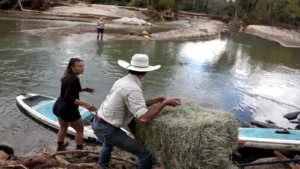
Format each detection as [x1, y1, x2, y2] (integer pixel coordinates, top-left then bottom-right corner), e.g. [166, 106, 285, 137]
[245, 25, 300, 48]
[44, 3, 148, 20]
[20, 17, 225, 41]
[2, 2, 225, 41]
[151, 17, 224, 40]
[112, 17, 224, 41]
[0, 3, 147, 23]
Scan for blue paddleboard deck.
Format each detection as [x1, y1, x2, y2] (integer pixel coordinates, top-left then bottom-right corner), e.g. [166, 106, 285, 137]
[239, 128, 300, 141]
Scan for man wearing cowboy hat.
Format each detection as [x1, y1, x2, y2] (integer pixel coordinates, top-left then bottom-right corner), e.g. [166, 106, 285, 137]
[92, 54, 181, 169]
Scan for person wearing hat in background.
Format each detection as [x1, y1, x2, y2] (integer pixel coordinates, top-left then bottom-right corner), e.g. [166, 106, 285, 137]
[97, 17, 105, 40]
[92, 54, 181, 169]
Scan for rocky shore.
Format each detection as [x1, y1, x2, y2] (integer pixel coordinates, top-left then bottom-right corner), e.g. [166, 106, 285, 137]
[244, 25, 300, 48]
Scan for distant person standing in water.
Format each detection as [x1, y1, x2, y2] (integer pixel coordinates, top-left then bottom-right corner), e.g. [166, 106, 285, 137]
[53, 58, 97, 151]
[97, 17, 105, 40]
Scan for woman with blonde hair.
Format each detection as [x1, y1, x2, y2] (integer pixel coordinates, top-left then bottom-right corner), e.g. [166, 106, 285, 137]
[53, 58, 97, 151]
[97, 17, 105, 40]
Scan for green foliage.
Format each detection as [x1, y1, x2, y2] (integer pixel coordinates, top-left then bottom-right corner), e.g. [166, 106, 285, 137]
[91, 0, 131, 6]
[126, 0, 300, 26]
[157, 0, 174, 10]
[128, 0, 148, 7]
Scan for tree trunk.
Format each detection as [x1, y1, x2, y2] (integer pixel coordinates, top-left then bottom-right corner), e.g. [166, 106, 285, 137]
[268, 1, 272, 17]
[193, 0, 196, 10]
[245, 0, 251, 17]
[253, 0, 258, 10]
[273, 0, 277, 11]
[17, 0, 24, 11]
[235, 0, 238, 19]
[202, 0, 207, 12]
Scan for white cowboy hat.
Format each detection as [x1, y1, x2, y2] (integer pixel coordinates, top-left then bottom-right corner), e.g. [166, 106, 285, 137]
[118, 54, 161, 72]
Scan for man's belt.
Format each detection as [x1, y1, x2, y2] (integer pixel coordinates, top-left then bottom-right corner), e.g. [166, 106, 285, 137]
[94, 115, 110, 125]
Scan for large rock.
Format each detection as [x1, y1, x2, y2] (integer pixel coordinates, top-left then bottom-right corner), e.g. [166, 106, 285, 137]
[250, 121, 281, 128]
[0, 144, 14, 155]
[284, 111, 300, 120]
[0, 150, 9, 160]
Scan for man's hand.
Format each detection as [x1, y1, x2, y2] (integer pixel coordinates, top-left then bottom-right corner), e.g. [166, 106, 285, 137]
[163, 98, 181, 107]
[83, 88, 95, 94]
[128, 133, 136, 139]
[140, 97, 181, 123]
[156, 95, 167, 103]
[85, 104, 97, 112]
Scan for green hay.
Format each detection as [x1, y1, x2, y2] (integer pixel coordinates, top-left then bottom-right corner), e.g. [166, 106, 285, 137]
[132, 102, 239, 169]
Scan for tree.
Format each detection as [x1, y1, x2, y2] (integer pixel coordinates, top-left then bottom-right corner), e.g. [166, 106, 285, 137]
[17, 0, 24, 11]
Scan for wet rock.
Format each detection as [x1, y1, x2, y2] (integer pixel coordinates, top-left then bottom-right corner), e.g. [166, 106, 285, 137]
[295, 124, 300, 130]
[265, 120, 275, 124]
[0, 144, 14, 155]
[250, 121, 281, 128]
[283, 111, 300, 120]
[289, 120, 300, 124]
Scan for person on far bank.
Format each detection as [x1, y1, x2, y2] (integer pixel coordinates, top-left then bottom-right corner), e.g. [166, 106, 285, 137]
[97, 17, 105, 40]
[53, 58, 97, 151]
[92, 54, 181, 169]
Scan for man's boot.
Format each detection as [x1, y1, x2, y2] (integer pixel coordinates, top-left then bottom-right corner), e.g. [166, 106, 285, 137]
[75, 144, 83, 150]
[56, 141, 69, 151]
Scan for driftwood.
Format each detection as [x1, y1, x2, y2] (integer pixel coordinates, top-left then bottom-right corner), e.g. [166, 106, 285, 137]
[50, 150, 98, 157]
[295, 155, 300, 164]
[11, 0, 24, 11]
[0, 155, 60, 168]
[55, 155, 70, 165]
[0, 164, 28, 169]
[179, 11, 207, 17]
[160, 10, 175, 21]
[274, 150, 300, 169]
[50, 150, 137, 166]
[0, 154, 103, 169]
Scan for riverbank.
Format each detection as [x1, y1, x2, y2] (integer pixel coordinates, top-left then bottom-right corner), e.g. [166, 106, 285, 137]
[244, 25, 300, 48]
[18, 16, 224, 41]
[115, 17, 224, 41]
[2, 2, 300, 45]
[1, 2, 225, 41]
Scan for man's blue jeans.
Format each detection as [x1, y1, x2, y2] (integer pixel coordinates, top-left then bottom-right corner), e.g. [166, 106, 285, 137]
[92, 118, 153, 169]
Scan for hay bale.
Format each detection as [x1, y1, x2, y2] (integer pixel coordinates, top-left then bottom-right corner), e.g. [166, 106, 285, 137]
[132, 102, 239, 169]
